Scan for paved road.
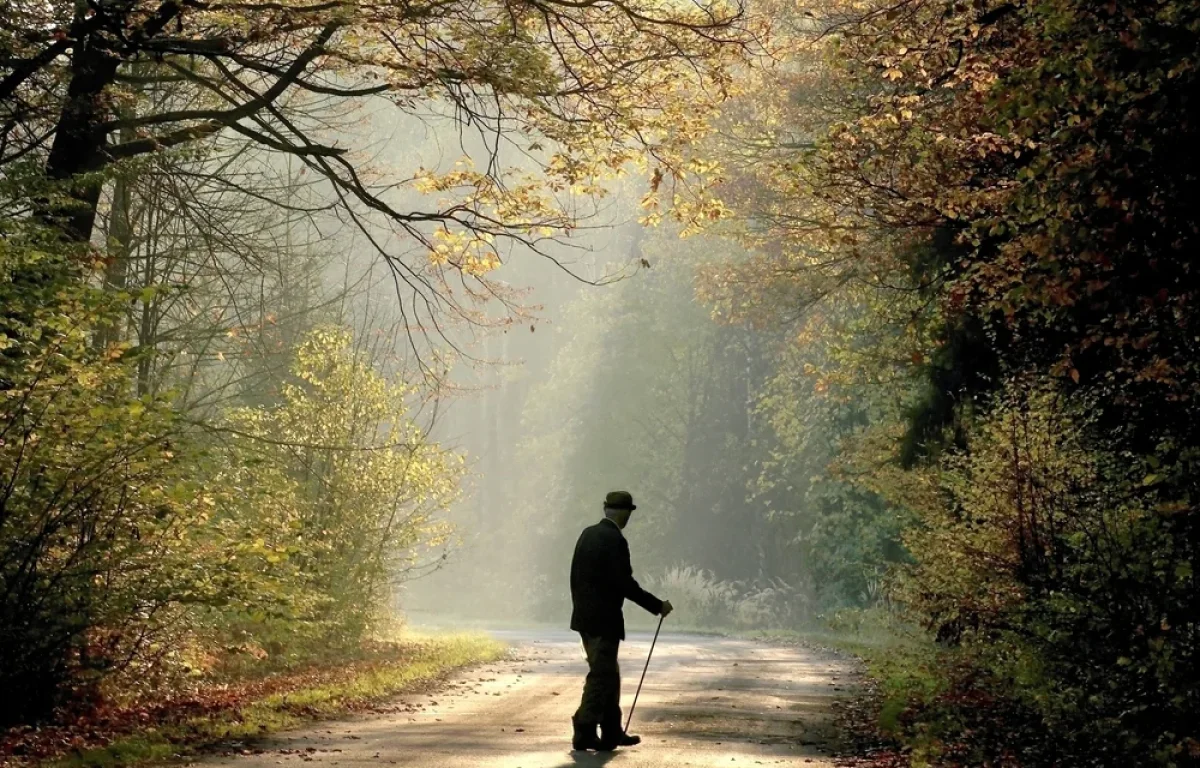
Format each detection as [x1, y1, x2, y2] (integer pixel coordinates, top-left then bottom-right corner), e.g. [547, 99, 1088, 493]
[202, 630, 857, 768]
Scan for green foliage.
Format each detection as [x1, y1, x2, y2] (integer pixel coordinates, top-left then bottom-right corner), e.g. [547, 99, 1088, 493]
[752, 320, 912, 611]
[211, 327, 463, 652]
[674, 0, 1200, 762]
[1, 234, 463, 723]
[890, 382, 1199, 764]
[1, 234, 215, 722]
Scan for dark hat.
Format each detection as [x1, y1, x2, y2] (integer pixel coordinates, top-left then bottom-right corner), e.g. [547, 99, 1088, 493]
[604, 490, 637, 510]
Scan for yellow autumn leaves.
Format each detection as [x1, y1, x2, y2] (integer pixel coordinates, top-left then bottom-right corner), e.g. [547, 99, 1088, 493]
[220, 327, 463, 636]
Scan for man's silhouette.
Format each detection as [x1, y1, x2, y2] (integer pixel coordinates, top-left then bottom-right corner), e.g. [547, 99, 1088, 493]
[569, 491, 673, 751]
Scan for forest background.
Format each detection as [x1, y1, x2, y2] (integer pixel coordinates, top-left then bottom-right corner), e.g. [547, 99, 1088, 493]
[3, 0, 1198, 767]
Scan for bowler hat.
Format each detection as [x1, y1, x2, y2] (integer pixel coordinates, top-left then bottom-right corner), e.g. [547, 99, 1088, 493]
[604, 490, 637, 510]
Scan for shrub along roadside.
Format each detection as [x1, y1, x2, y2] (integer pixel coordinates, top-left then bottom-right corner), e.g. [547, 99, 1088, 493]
[830, 641, 1065, 768]
[812, 610, 1086, 768]
[1, 633, 505, 768]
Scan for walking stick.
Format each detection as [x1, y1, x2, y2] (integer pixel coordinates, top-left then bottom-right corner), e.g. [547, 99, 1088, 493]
[625, 614, 664, 733]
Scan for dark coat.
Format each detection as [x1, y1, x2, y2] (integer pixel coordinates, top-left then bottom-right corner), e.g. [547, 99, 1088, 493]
[570, 518, 663, 640]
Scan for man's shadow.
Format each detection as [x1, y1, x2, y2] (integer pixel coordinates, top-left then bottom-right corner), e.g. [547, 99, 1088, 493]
[555, 749, 619, 768]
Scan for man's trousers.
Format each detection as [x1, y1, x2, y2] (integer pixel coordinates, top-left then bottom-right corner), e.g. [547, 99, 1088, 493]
[574, 634, 621, 727]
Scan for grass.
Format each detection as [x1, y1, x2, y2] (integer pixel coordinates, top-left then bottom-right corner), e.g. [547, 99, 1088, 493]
[49, 632, 506, 768]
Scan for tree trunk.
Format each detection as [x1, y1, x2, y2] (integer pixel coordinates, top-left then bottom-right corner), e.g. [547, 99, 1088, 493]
[40, 24, 121, 244]
[95, 126, 136, 352]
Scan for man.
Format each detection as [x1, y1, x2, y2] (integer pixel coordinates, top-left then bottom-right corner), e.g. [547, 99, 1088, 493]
[569, 491, 673, 751]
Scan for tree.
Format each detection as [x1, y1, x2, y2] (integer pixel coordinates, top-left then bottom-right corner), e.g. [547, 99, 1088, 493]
[690, 0, 1200, 762]
[223, 326, 462, 646]
[3, 0, 759, 354]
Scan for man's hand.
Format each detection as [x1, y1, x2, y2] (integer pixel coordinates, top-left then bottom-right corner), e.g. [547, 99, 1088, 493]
[660, 600, 674, 618]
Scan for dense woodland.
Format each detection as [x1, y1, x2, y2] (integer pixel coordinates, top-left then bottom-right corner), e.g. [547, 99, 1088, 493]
[3, 0, 1199, 765]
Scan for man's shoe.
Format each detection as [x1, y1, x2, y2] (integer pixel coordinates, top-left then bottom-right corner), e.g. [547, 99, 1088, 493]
[598, 725, 641, 750]
[572, 720, 601, 751]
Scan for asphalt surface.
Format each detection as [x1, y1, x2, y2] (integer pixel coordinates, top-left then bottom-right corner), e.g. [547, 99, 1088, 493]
[201, 629, 857, 768]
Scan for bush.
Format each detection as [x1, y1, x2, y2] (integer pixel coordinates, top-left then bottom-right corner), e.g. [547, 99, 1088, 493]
[891, 382, 1200, 765]
[647, 565, 741, 627]
[644, 564, 812, 630]
[0, 276, 462, 724]
[0, 241, 218, 722]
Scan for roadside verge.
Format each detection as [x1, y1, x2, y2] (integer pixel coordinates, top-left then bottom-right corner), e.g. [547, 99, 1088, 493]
[2, 633, 506, 768]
